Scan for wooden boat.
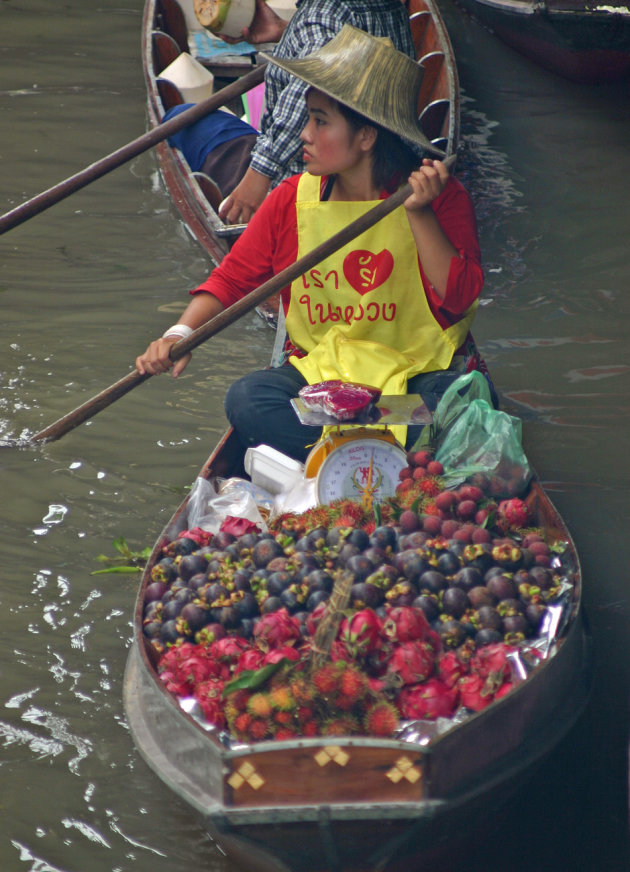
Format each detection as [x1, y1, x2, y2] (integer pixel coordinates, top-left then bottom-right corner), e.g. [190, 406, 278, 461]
[142, 0, 461, 278]
[453, 0, 630, 83]
[123, 417, 592, 871]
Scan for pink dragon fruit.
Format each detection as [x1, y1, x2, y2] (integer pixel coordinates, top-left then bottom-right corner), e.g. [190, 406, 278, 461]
[382, 606, 430, 644]
[457, 673, 494, 712]
[338, 608, 383, 657]
[398, 677, 459, 720]
[436, 649, 469, 689]
[387, 641, 435, 685]
[253, 607, 302, 651]
[193, 678, 227, 727]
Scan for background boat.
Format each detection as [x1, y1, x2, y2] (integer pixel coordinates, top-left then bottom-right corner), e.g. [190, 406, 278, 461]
[123, 424, 592, 872]
[452, 0, 630, 83]
[142, 0, 462, 276]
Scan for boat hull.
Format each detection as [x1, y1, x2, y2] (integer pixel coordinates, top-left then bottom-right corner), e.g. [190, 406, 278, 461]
[454, 0, 630, 83]
[123, 432, 592, 872]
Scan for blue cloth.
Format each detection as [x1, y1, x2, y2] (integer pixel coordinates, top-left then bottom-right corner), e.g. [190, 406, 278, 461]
[163, 105, 257, 173]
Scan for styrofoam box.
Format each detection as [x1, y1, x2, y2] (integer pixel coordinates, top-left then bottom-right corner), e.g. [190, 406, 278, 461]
[244, 444, 304, 496]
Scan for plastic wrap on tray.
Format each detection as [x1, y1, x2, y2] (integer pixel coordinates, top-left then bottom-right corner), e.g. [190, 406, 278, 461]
[298, 380, 381, 422]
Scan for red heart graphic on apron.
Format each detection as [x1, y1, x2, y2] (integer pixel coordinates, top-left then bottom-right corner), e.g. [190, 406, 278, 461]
[343, 249, 394, 295]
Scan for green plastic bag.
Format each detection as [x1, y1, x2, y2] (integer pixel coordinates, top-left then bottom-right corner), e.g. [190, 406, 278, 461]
[413, 372, 532, 497]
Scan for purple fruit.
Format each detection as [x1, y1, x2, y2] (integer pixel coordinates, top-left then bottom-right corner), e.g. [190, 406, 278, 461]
[486, 574, 518, 602]
[412, 594, 440, 622]
[452, 566, 483, 591]
[252, 538, 284, 568]
[467, 586, 496, 608]
[418, 570, 447, 594]
[180, 602, 210, 633]
[350, 581, 383, 609]
[442, 586, 469, 619]
[145, 581, 167, 603]
[475, 605, 503, 632]
[345, 553, 375, 581]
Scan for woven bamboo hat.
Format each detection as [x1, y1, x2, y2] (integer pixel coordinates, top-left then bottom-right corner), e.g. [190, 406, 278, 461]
[261, 24, 443, 156]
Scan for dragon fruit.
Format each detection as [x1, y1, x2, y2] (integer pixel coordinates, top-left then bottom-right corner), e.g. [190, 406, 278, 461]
[253, 608, 302, 651]
[382, 606, 430, 644]
[398, 677, 458, 720]
[387, 641, 436, 685]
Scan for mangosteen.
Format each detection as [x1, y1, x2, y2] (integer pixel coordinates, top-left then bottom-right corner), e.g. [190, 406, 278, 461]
[266, 571, 292, 596]
[463, 542, 494, 572]
[237, 532, 260, 552]
[336, 542, 361, 567]
[486, 574, 518, 602]
[307, 527, 329, 550]
[144, 581, 167, 604]
[369, 525, 398, 551]
[307, 589, 331, 612]
[528, 566, 554, 590]
[346, 528, 370, 550]
[187, 572, 208, 593]
[398, 531, 428, 550]
[223, 543, 242, 562]
[525, 602, 547, 633]
[326, 527, 348, 548]
[346, 553, 377, 582]
[475, 628, 503, 646]
[446, 540, 466, 559]
[475, 605, 503, 632]
[349, 581, 382, 610]
[161, 599, 184, 622]
[143, 600, 162, 621]
[441, 586, 469, 619]
[419, 570, 447, 594]
[261, 595, 283, 614]
[363, 545, 387, 567]
[452, 566, 483, 592]
[503, 613, 529, 637]
[194, 622, 226, 645]
[295, 534, 313, 552]
[305, 569, 334, 593]
[150, 559, 178, 585]
[160, 619, 183, 644]
[366, 563, 399, 590]
[233, 569, 253, 592]
[252, 538, 284, 568]
[437, 619, 467, 648]
[143, 620, 162, 641]
[170, 537, 197, 557]
[385, 580, 418, 607]
[412, 594, 440, 622]
[235, 592, 260, 620]
[205, 582, 230, 604]
[218, 605, 241, 630]
[239, 618, 256, 639]
[212, 530, 237, 550]
[206, 554, 228, 575]
[281, 584, 308, 612]
[394, 549, 430, 583]
[180, 602, 210, 634]
[249, 569, 270, 590]
[436, 550, 461, 576]
[467, 586, 496, 609]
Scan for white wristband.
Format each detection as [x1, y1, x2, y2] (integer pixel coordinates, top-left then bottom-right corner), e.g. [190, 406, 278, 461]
[162, 324, 193, 341]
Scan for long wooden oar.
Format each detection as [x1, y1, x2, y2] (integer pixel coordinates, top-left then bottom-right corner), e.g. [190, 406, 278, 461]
[12, 154, 455, 447]
[0, 65, 266, 235]
[20, 180, 421, 446]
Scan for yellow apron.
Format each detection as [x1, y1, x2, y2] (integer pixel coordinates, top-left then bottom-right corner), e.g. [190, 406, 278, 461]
[286, 173, 476, 443]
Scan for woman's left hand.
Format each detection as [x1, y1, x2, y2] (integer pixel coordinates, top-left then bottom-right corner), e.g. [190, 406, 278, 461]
[404, 159, 449, 212]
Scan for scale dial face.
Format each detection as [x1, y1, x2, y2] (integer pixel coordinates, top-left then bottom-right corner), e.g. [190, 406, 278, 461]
[315, 437, 407, 505]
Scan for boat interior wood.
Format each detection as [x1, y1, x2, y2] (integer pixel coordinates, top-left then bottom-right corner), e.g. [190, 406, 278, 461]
[152, 29, 182, 74]
[193, 172, 223, 212]
[420, 98, 450, 141]
[409, 10, 431, 53]
[417, 51, 445, 112]
[156, 0, 188, 53]
[157, 77, 185, 109]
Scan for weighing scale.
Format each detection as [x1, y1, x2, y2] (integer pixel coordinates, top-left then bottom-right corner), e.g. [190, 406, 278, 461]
[291, 394, 432, 508]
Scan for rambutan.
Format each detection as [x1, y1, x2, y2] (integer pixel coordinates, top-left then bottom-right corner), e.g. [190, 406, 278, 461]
[290, 676, 314, 706]
[247, 718, 270, 741]
[418, 477, 442, 497]
[273, 710, 294, 726]
[275, 727, 299, 740]
[231, 711, 252, 736]
[364, 701, 399, 737]
[334, 664, 369, 710]
[296, 704, 315, 724]
[268, 685, 296, 712]
[321, 714, 360, 736]
[312, 662, 340, 696]
[302, 720, 320, 737]
[247, 692, 273, 719]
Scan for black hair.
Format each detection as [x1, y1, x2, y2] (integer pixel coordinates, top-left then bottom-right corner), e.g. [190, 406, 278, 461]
[334, 100, 421, 192]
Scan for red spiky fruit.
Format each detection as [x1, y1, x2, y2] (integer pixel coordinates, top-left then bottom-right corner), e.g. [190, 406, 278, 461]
[364, 701, 399, 737]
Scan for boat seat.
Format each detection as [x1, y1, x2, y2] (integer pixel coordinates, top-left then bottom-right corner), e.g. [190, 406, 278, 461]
[157, 77, 185, 110]
[409, 11, 431, 55]
[417, 51, 444, 112]
[192, 172, 223, 213]
[420, 99, 450, 142]
[430, 136, 449, 154]
[156, 0, 189, 54]
[152, 30, 181, 75]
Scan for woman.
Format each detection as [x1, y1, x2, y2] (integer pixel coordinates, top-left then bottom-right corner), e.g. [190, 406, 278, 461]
[136, 26, 490, 462]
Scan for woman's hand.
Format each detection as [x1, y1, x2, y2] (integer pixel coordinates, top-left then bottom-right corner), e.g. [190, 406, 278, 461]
[135, 337, 191, 378]
[404, 159, 449, 212]
[219, 167, 271, 224]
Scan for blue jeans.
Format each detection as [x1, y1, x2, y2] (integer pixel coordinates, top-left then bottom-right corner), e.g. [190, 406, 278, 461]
[225, 364, 498, 462]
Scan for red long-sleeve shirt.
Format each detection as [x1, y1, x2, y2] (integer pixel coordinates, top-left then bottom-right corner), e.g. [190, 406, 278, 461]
[193, 174, 483, 330]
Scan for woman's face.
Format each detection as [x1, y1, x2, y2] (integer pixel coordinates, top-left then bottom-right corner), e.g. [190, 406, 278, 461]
[300, 90, 370, 176]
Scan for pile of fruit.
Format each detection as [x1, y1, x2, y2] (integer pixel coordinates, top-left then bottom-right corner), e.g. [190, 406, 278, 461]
[143, 450, 571, 743]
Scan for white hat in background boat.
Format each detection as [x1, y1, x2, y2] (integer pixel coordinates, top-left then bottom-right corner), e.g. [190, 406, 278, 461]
[159, 52, 215, 103]
[194, 0, 256, 39]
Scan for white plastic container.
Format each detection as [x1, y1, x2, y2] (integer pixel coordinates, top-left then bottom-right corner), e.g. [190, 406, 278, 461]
[244, 444, 304, 496]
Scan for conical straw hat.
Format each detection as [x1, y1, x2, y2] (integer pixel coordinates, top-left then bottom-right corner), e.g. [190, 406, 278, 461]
[261, 24, 443, 156]
[159, 52, 215, 104]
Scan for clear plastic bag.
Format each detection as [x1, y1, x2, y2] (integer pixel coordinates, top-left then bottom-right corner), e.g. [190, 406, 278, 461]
[185, 476, 269, 533]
